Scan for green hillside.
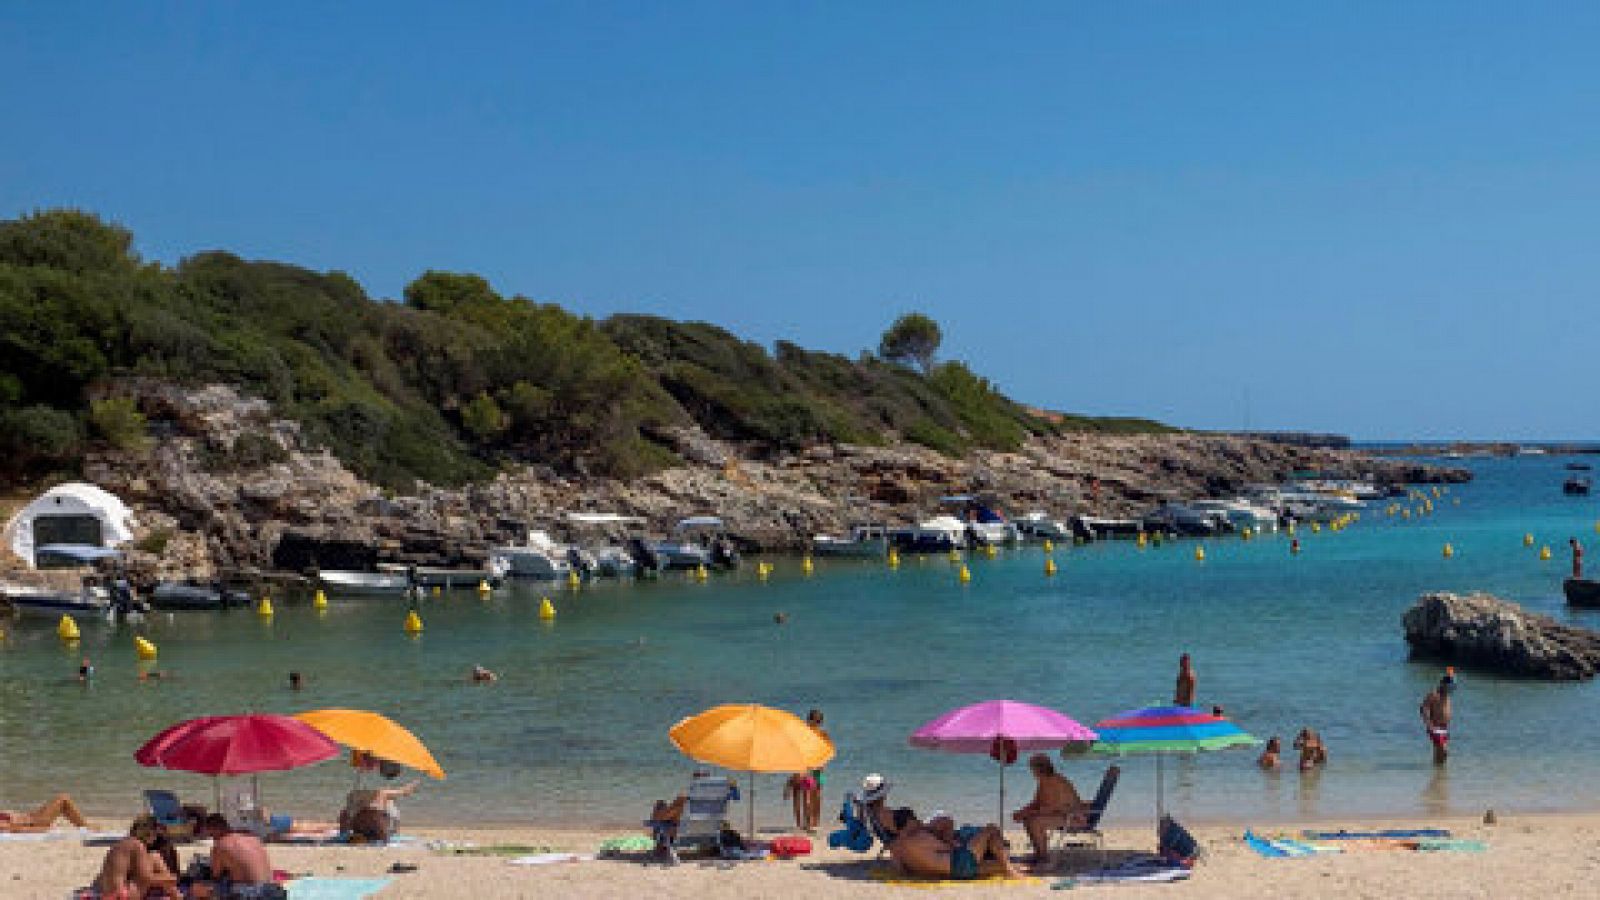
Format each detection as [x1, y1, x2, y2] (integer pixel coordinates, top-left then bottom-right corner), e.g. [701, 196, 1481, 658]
[0, 209, 1172, 488]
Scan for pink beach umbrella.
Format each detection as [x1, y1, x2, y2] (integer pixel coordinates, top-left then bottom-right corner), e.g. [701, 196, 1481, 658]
[909, 699, 1098, 825]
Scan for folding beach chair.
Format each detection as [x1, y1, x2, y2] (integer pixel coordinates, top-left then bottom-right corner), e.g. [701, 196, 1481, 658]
[142, 790, 194, 841]
[645, 774, 737, 865]
[1050, 764, 1120, 864]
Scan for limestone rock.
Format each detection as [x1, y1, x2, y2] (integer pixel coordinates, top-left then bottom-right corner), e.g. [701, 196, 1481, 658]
[1402, 591, 1600, 680]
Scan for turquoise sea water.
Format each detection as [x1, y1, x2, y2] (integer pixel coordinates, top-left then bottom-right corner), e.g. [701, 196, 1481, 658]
[3, 455, 1599, 831]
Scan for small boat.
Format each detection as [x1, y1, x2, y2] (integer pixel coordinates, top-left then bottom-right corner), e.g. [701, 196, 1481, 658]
[1142, 503, 1232, 537]
[149, 581, 251, 611]
[1070, 516, 1144, 541]
[1565, 578, 1600, 608]
[1187, 499, 1279, 533]
[890, 515, 967, 553]
[0, 581, 112, 619]
[376, 562, 507, 589]
[652, 517, 740, 570]
[1567, 462, 1593, 471]
[812, 524, 890, 558]
[491, 531, 575, 579]
[316, 570, 413, 595]
[1564, 477, 1592, 496]
[938, 496, 1020, 545]
[1015, 513, 1073, 542]
[563, 513, 645, 577]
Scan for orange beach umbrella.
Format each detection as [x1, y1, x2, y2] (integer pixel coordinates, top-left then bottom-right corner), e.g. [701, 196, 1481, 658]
[293, 709, 445, 780]
[669, 704, 834, 836]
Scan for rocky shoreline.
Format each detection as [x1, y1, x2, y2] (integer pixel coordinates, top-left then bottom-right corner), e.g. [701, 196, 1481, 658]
[9, 382, 1468, 583]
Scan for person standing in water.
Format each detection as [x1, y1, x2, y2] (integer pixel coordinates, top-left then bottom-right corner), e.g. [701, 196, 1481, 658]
[1420, 670, 1455, 765]
[1571, 537, 1585, 579]
[1174, 653, 1197, 707]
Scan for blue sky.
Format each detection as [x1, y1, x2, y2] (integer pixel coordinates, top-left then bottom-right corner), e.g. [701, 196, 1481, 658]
[2, 2, 1596, 439]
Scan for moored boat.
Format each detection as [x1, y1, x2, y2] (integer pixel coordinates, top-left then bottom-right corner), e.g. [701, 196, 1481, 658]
[812, 524, 890, 558]
[1565, 578, 1600, 608]
[890, 515, 967, 553]
[316, 570, 413, 595]
[149, 581, 251, 611]
[1564, 477, 1591, 496]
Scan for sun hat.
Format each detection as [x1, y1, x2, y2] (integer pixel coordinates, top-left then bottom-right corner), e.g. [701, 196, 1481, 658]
[861, 773, 891, 804]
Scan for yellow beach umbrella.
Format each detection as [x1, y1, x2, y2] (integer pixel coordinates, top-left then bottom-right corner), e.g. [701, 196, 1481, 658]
[669, 704, 834, 835]
[294, 709, 445, 780]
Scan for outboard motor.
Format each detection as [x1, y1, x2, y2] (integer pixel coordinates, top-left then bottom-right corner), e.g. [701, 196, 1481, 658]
[710, 536, 741, 570]
[566, 545, 597, 577]
[627, 537, 662, 574]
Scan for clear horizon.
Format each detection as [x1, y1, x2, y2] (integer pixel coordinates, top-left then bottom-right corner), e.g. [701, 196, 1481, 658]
[4, 2, 1596, 440]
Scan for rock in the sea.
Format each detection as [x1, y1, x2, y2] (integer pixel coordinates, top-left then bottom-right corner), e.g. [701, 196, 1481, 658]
[1402, 591, 1600, 680]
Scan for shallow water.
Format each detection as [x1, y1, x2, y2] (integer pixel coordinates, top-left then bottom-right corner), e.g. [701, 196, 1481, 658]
[3, 455, 1598, 831]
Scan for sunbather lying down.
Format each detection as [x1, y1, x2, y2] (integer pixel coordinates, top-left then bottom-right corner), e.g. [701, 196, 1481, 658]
[0, 792, 90, 831]
[889, 813, 1023, 881]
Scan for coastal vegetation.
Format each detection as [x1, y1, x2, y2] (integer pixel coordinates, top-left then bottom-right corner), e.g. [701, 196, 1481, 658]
[0, 209, 1171, 488]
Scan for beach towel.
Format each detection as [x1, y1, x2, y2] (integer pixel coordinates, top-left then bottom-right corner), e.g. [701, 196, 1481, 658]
[508, 852, 594, 865]
[274, 833, 423, 849]
[1244, 830, 1341, 859]
[1415, 838, 1487, 853]
[868, 867, 1040, 889]
[285, 877, 391, 900]
[0, 829, 81, 842]
[597, 835, 655, 857]
[1301, 828, 1450, 841]
[1059, 857, 1192, 886]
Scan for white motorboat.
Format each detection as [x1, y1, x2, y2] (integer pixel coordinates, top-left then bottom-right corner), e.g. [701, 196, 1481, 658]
[491, 530, 574, 579]
[1015, 512, 1072, 541]
[0, 581, 111, 619]
[938, 496, 1020, 545]
[376, 561, 508, 588]
[1071, 515, 1144, 540]
[812, 524, 890, 558]
[890, 515, 967, 553]
[1143, 503, 1232, 536]
[1187, 499, 1279, 533]
[564, 513, 644, 577]
[316, 570, 413, 595]
[652, 517, 740, 570]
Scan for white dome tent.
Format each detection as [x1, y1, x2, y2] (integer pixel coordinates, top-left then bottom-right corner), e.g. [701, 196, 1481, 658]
[2, 482, 136, 568]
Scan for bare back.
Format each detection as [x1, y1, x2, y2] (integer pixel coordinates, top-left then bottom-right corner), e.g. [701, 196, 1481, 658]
[1421, 691, 1451, 728]
[213, 832, 272, 884]
[94, 837, 140, 894]
[1034, 774, 1083, 815]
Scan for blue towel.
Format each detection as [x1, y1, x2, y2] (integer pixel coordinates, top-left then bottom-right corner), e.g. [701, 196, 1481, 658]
[286, 877, 392, 899]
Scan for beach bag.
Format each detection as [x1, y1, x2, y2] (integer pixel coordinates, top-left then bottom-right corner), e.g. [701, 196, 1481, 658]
[770, 835, 812, 858]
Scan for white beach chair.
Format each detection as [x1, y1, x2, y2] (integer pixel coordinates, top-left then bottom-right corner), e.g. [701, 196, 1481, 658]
[646, 774, 737, 865]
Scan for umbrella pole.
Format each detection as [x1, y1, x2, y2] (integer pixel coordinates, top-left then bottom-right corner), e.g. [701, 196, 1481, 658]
[1156, 754, 1165, 828]
[998, 764, 1005, 827]
[749, 778, 756, 839]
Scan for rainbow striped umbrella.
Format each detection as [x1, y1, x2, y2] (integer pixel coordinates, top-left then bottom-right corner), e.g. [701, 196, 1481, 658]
[1092, 706, 1258, 825]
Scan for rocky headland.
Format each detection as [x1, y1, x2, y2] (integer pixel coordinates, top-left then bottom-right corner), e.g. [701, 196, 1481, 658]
[2, 381, 1468, 583]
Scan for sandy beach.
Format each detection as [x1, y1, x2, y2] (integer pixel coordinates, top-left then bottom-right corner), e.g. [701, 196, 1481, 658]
[4, 812, 1594, 899]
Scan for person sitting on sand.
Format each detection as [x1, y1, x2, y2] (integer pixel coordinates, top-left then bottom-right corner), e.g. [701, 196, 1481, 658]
[0, 792, 90, 831]
[339, 768, 419, 843]
[1011, 753, 1088, 863]
[191, 814, 285, 899]
[1293, 729, 1328, 771]
[93, 816, 181, 900]
[890, 812, 1022, 881]
[470, 665, 498, 683]
[1258, 736, 1282, 770]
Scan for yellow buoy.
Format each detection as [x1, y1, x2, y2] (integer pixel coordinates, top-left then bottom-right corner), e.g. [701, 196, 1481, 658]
[1310, 522, 1322, 533]
[538, 597, 557, 619]
[758, 564, 770, 581]
[256, 597, 274, 617]
[477, 580, 491, 595]
[403, 610, 423, 633]
[567, 570, 581, 588]
[1401, 509, 1412, 519]
[429, 585, 440, 597]
[1241, 526, 1253, 541]
[1540, 545, 1553, 561]
[1194, 545, 1206, 562]
[947, 548, 962, 563]
[1442, 543, 1455, 559]
[957, 564, 971, 583]
[887, 550, 901, 568]
[1136, 532, 1148, 548]
[982, 544, 997, 559]
[57, 615, 80, 642]
[695, 564, 709, 581]
[313, 590, 328, 610]
[1286, 523, 1296, 536]
[802, 556, 814, 575]
[1042, 539, 1054, 553]
[1524, 533, 1535, 547]
[1044, 557, 1057, 577]
[134, 636, 158, 660]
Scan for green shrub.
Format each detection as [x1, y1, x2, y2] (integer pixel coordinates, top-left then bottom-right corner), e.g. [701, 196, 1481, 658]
[89, 396, 149, 451]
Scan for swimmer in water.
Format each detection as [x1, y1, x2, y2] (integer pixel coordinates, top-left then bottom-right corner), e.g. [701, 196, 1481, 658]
[774, 612, 788, 625]
[78, 658, 94, 683]
[288, 671, 303, 691]
[470, 665, 498, 684]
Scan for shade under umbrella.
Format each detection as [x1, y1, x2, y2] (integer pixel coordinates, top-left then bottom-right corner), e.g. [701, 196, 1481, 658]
[910, 699, 1098, 824]
[136, 714, 342, 776]
[669, 704, 834, 836]
[294, 709, 445, 780]
[1091, 705, 1257, 828]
